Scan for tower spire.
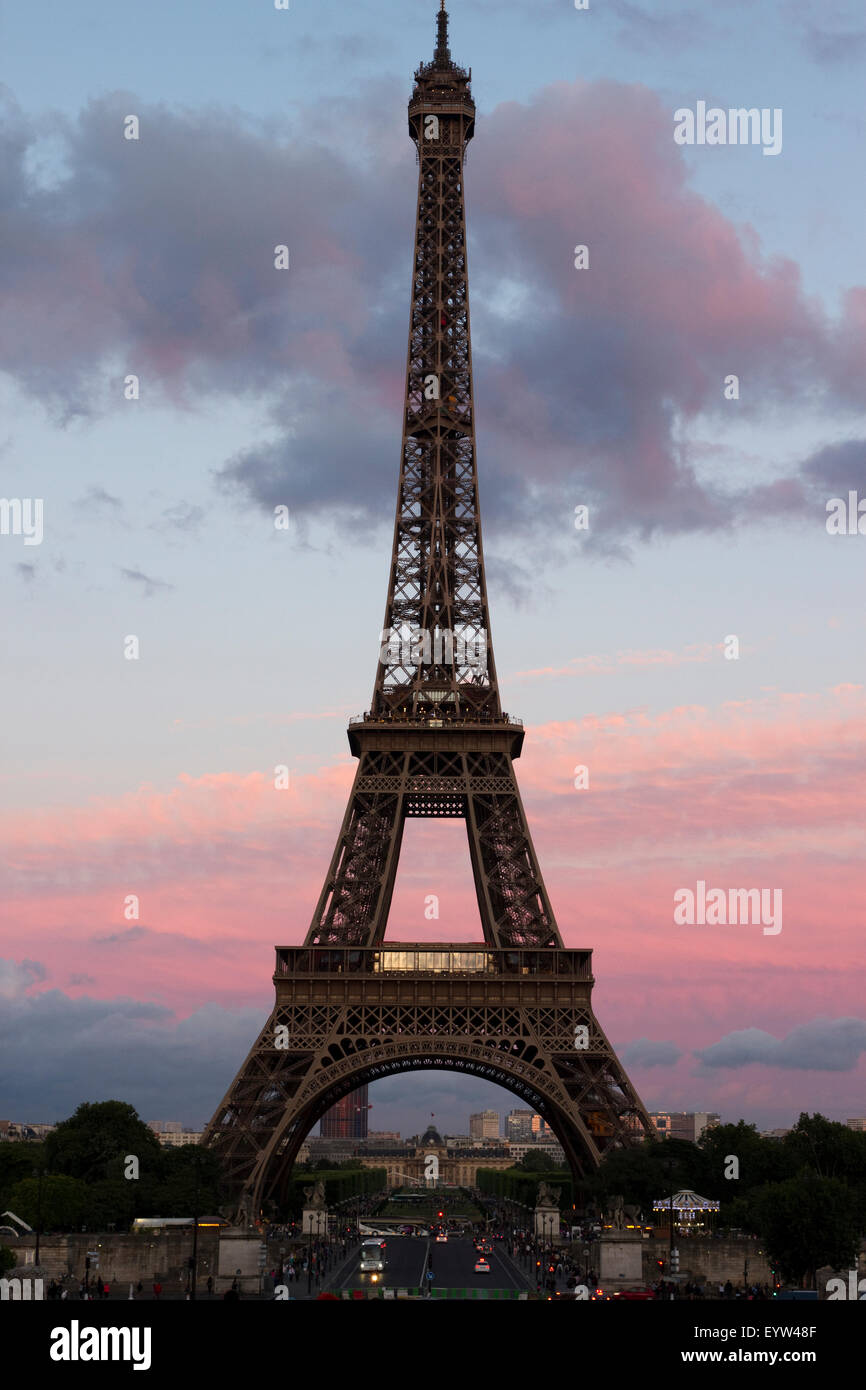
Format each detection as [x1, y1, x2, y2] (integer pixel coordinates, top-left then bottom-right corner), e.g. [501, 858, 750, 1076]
[435, 0, 451, 66]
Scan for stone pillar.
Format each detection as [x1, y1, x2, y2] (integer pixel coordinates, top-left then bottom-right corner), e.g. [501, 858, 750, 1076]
[598, 1229, 643, 1288]
[301, 1206, 328, 1237]
[534, 1207, 559, 1242]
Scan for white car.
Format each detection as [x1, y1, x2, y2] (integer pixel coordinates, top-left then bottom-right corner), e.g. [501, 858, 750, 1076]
[435, 1232, 448, 1243]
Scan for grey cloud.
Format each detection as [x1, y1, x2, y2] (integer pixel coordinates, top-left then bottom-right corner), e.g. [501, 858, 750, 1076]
[90, 926, 215, 952]
[0, 81, 862, 559]
[74, 485, 123, 515]
[119, 567, 174, 596]
[801, 439, 866, 493]
[803, 24, 866, 63]
[91, 927, 150, 946]
[695, 1018, 866, 1072]
[0, 964, 264, 1126]
[607, 0, 719, 51]
[158, 501, 206, 532]
[0, 959, 47, 997]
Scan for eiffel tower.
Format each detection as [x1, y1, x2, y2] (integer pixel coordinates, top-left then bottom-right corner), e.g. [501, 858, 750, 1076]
[203, 2, 653, 1218]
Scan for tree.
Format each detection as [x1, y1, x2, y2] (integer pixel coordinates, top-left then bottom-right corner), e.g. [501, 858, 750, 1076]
[6, 1175, 89, 1232]
[156, 1146, 223, 1217]
[588, 1137, 707, 1211]
[748, 1174, 861, 1288]
[784, 1114, 866, 1190]
[518, 1149, 557, 1172]
[0, 1246, 17, 1275]
[45, 1102, 162, 1186]
[698, 1121, 793, 1199]
[0, 1142, 45, 1209]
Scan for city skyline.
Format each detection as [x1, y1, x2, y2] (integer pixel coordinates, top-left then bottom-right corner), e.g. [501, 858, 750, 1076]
[2, 0, 864, 1136]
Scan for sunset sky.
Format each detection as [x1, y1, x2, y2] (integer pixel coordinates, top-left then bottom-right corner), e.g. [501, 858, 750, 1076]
[1, 0, 864, 1136]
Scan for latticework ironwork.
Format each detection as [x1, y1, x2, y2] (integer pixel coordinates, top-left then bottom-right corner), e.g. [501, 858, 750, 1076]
[203, 5, 653, 1217]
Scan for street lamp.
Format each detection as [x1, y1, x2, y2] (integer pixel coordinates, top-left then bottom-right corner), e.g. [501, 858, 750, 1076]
[33, 1164, 44, 1266]
[659, 1154, 679, 1293]
[188, 1151, 202, 1301]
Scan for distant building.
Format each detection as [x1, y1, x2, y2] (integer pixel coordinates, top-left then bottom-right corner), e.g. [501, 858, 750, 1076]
[760, 1128, 791, 1140]
[306, 1136, 359, 1164]
[156, 1131, 203, 1148]
[505, 1109, 534, 1141]
[145, 1121, 201, 1146]
[846, 1118, 866, 1132]
[353, 1127, 513, 1188]
[470, 1110, 500, 1140]
[367, 1131, 402, 1143]
[0, 1120, 54, 1142]
[650, 1112, 720, 1142]
[508, 1141, 566, 1166]
[320, 1085, 369, 1140]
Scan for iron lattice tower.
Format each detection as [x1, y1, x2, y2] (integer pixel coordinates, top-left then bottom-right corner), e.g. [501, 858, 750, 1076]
[203, 5, 654, 1219]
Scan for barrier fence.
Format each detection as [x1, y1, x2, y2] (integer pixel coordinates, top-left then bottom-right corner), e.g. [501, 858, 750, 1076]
[335, 1287, 530, 1300]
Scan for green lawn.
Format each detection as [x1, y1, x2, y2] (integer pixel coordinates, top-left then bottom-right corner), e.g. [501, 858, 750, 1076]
[375, 1189, 484, 1222]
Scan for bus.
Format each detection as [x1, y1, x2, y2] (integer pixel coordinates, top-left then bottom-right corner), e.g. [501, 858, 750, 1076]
[359, 1239, 386, 1275]
[131, 1217, 226, 1235]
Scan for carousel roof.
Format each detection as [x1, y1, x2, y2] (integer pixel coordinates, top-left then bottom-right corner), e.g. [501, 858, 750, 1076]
[652, 1188, 720, 1213]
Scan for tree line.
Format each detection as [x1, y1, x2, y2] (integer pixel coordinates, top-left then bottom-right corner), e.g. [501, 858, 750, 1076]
[478, 1114, 866, 1286]
[0, 1100, 381, 1235]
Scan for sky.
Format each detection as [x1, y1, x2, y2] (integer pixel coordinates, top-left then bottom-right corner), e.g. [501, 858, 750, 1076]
[1, 0, 864, 1139]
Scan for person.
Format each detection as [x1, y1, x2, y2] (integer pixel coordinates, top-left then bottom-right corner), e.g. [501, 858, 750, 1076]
[137, 1280, 143, 1296]
[152, 1280, 162, 1300]
[206, 1275, 214, 1295]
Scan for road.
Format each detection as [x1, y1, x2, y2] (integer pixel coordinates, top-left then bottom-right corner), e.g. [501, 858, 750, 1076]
[327, 1236, 532, 1295]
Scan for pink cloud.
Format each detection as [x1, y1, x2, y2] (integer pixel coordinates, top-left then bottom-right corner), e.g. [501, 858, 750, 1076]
[1, 687, 862, 1040]
[510, 642, 717, 681]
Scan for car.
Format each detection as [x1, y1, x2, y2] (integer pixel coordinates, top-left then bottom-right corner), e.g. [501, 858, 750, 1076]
[436, 1232, 448, 1243]
[474, 1260, 490, 1274]
[610, 1289, 656, 1300]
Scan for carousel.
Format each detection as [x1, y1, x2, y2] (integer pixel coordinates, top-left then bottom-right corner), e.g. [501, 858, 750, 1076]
[652, 1189, 720, 1236]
